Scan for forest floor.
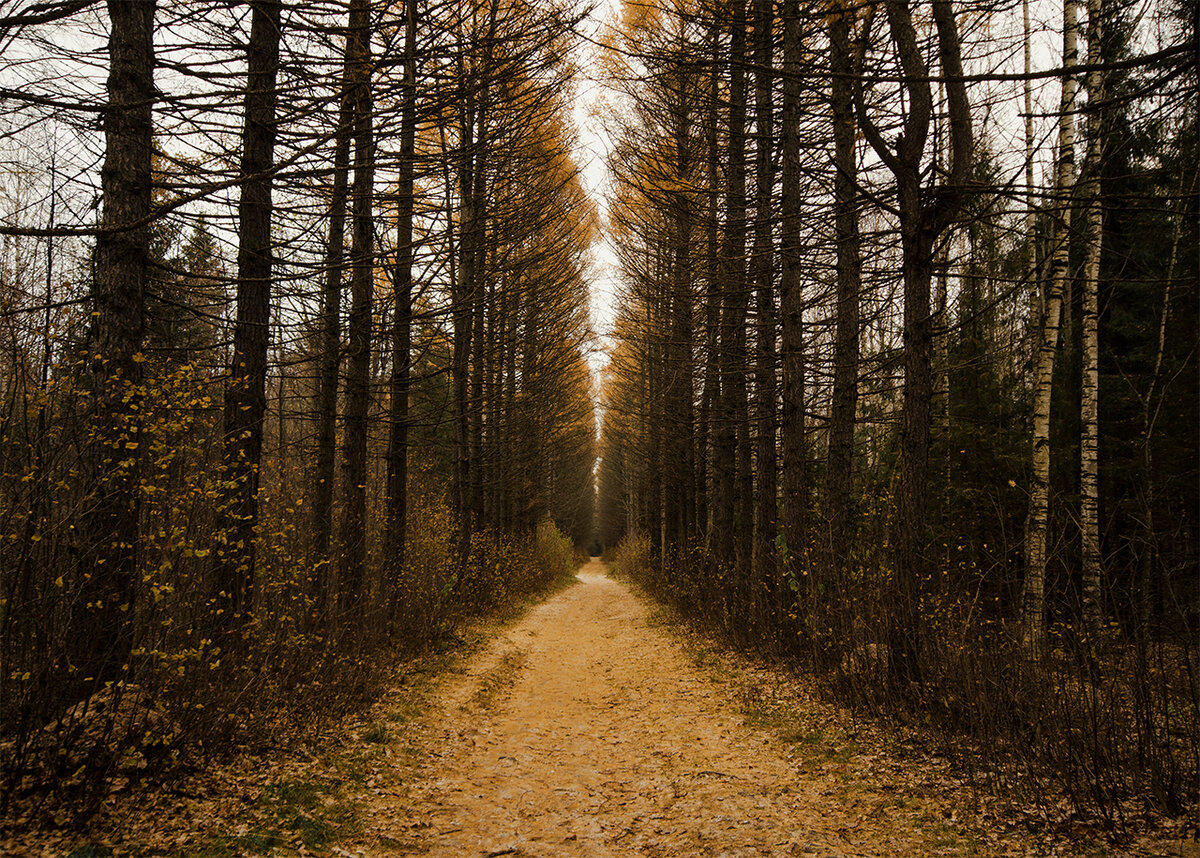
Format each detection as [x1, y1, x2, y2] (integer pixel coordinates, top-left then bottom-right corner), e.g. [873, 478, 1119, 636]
[7, 560, 1197, 857]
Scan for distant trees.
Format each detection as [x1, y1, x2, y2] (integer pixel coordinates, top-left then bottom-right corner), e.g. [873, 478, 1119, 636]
[598, 0, 1197, 820]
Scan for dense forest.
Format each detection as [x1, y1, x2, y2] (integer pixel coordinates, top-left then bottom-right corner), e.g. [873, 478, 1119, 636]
[595, 0, 1197, 826]
[1, 0, 596, 818]
[0, 0, 1196, 838]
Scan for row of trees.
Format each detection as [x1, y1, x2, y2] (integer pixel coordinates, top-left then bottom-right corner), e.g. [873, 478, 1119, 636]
[596, 0, 1196, 821]
[1, 0, 595, 812]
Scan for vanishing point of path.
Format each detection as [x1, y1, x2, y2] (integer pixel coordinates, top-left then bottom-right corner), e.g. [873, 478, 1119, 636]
[348, 561, 996, 857]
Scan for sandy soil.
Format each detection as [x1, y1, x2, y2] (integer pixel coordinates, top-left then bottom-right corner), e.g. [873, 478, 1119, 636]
[350, 561, 966, 857]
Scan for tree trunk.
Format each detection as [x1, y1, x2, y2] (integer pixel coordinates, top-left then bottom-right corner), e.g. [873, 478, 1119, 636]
[386, 0, 418, 620]
[1025, 0, 1078, 658]
[1023, 0, 1039, 349]
[779, 0, 806, 589]
[752, 0, 777, 620]
[453, 89, 476, 556]
[312, 37, 355, 632]
[646, 265, 664, 555]
[716, 0, 748, 583]
[666, 66, 694, 550]
[895, 200, 935, 689]
[339, 0, 375, 625]
[1080, 0, 1103, 637]
[73, 0, 155, 689]
[824, 2, 860, 587]
[221, 0, 281, 625]
[483, 275, 497, 534]
[501, 274, 518, 531]
[469, 208, 486, 533]
[698, 20, 722, 547]
[853, 0, 973, 689]
[454, 51, 490, 556]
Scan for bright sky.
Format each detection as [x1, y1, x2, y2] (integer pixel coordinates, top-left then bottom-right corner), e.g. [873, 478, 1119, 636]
[571, 0, 623, 378]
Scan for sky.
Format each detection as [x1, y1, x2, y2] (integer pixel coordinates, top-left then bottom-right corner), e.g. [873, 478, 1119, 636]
[570, 0, 624, 379]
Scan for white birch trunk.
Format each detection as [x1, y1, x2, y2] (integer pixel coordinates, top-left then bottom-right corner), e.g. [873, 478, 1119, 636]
[1080, 0, 1104, 636]
[1024, 0, 1079, 658]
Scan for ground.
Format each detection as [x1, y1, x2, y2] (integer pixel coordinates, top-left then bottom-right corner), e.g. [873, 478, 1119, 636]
[6, 561, 1197, 857]
[336, 561, 1196, 857]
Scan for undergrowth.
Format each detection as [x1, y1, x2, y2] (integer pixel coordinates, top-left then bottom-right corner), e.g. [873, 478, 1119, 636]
[1, 516, 579, 844]
[609, 531, 1200, 842]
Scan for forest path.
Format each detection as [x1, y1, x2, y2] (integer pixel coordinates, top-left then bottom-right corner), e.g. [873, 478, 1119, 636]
[348, 560, 983, 857]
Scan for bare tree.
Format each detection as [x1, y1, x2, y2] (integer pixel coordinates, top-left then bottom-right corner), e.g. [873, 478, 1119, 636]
[1079, 0, 1104, 636]
[311, 31, 356, 630]
[714, 0, 748, 575]
[386, 0, 419, 611]
[751, 0, 777, 614]
[823, 0, 861, 580]
[339, 0, 376, 624]
[221, 0, 283, 625]
[72, 0, 157, 688]
[853, 0, 973, 687]
[779, 0, 807, 592]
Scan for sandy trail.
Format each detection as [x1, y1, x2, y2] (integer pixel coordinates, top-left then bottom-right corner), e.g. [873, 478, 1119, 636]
[354, 562, 891, 856]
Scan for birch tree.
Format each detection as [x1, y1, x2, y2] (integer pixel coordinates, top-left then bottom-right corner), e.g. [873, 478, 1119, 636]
[1025, 0, 1079, 657]
[1079, 0, 1104, 636]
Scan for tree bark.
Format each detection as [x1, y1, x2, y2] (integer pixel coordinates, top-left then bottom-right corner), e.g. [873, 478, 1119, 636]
[312, 36, 355, 632]
[221, 0, 281, 625]
[854, 0, 973, 688]
[715, 0, 748, 582]
[824, 3, 861, 581]
[1023, 0, 1039, 347]
[751, 0, 777, 619]
[73, 0, 155, 689]
[1025, 0, 1078, 658]
[339, 0, 375, 624]
[453, 40, 490, 556]
[779, 0, 807, 589]
[385, 0, 418, 621]
[666, 57, 694, 550]
[453, 102, 474, 555]
[469, 204, 486, 534]
[698, 19, 722, 548]
[1080, 0, 1103, 637]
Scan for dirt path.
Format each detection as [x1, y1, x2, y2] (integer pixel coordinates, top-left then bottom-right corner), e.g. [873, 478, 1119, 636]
[350, 561, 968, 857]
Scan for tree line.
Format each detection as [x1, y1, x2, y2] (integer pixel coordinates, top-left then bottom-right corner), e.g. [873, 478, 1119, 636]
[595, 0, 1197, 823]
[0, 0, 595, 815]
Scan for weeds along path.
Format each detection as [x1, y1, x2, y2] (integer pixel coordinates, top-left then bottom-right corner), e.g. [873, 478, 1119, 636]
[351, 560, 983, 857]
